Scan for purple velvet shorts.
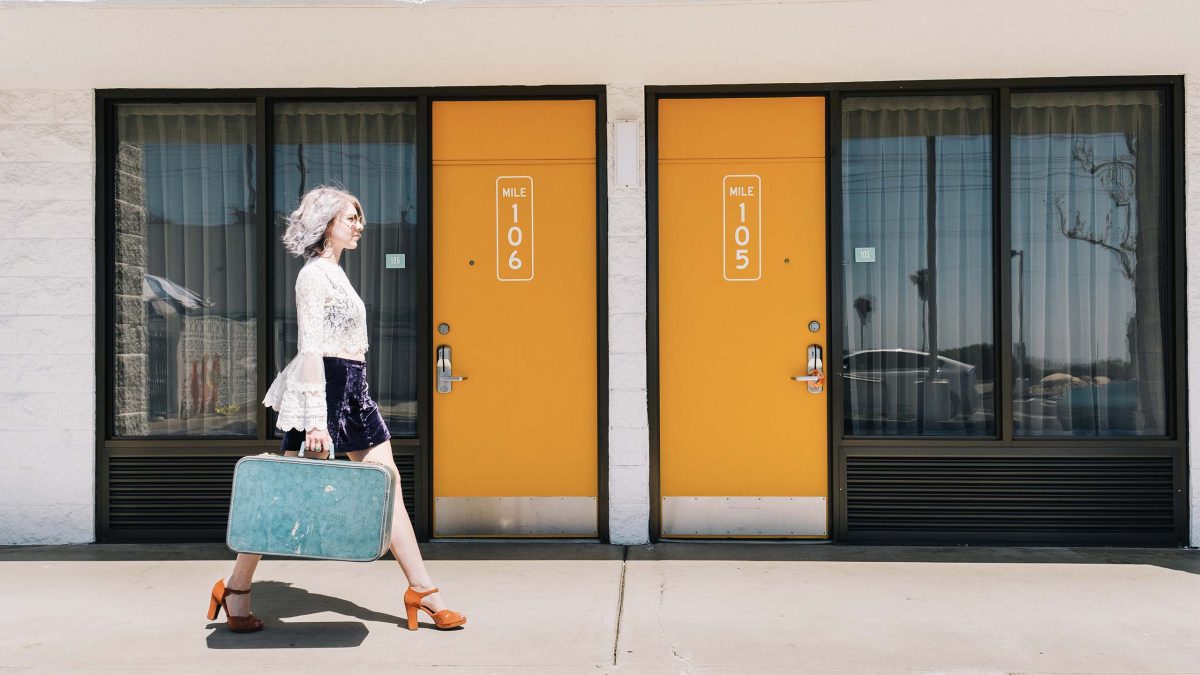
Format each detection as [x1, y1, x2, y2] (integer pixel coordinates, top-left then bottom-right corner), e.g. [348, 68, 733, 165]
[281, 357, 391, 455]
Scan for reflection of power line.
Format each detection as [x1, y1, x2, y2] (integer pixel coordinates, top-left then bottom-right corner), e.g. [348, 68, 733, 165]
[283, 143, 414, 172]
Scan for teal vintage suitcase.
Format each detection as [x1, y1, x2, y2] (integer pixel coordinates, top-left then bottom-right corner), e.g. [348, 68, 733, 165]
[226, 454, 396, 562]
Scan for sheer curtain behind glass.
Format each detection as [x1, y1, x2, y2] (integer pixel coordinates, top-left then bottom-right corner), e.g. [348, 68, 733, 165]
[272, 101, 419, 436]
[1011, 90, 1167, 436]
[841, 95, 994, 436]
[112, 103, 258, 437]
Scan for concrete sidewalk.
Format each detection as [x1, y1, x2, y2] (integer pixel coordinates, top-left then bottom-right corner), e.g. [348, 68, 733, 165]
[0, 544, 1197, 673]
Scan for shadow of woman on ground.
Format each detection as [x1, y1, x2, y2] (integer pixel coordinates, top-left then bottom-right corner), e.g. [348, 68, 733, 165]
[206, 580, 407, 648]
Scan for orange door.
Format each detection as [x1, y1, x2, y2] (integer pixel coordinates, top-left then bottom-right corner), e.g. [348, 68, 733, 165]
[658, 97, 828, 537]
[432, 100, 597, 537]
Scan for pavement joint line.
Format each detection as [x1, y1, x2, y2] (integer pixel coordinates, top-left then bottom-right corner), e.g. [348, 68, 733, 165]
[610, 545, 629, 666]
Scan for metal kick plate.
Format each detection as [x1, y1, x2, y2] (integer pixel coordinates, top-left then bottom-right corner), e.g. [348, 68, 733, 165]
[434, 496, 598, 537]
[662, 496, 828, 537]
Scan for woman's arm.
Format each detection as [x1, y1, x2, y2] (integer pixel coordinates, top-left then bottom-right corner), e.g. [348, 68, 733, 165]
[291, 266, 334, 455]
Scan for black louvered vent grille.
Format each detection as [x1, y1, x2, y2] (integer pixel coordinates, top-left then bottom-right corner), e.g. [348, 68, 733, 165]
[397, 454, 417, 517]
[845, 455, 1175, 534]
[108, 454, 418, 538]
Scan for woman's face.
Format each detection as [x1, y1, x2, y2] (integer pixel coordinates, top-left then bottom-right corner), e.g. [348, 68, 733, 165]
[326, 201, 364, 251]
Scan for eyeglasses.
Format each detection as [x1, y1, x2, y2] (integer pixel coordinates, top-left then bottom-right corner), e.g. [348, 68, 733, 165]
[340, 214, 364, 227]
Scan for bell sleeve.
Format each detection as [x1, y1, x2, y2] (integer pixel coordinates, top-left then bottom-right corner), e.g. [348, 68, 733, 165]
[262, 266, 329, 432]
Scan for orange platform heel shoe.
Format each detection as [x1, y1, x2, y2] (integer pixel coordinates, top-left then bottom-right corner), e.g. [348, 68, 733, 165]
[207, 579, 265, 633]
[404, 586, 467, 631]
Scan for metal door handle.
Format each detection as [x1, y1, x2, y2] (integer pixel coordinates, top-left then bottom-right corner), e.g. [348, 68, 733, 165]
[791, 344, 824, 394]
[437, 344, 467, 394]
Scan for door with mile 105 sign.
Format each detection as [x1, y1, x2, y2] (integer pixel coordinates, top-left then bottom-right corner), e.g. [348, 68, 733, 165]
[658, 96, 828, 537]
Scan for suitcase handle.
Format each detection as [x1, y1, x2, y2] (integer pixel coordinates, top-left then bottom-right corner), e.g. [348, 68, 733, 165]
[298, 442, 335, 460]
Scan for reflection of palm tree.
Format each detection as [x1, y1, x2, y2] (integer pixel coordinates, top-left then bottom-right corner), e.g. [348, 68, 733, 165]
[909, 268, 929, 351]
[853, 295, 874, 350]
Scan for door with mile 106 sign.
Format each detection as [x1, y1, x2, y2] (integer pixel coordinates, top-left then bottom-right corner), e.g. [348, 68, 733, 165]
[432, 99, 598, 537]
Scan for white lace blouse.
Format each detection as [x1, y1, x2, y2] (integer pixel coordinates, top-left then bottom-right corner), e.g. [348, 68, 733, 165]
[262, 256, 369, 433]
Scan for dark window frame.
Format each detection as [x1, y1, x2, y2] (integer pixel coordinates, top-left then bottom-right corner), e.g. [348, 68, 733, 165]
[95, 86, 610, 543]
[834, 82, 1181, 444]
[645, 76, 1188, 545]
[267, 98, 424, 441]
[839, 90, 998, 438]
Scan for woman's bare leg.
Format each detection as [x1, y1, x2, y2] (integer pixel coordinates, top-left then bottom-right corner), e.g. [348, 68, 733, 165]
[348, 441, 449, 613]
[221, 553, 260, 617]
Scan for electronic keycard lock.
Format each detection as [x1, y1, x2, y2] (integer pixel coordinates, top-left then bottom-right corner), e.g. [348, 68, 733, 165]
[791, 344, 825, 394]
[437, 345, 467, 393]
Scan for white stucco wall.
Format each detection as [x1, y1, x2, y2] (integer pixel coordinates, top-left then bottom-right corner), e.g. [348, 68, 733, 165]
[0, 89, 95, 545]
[606, 84, 650, 544]
[0, 0, 1196, 545]
[1185, 73, 1200, 549]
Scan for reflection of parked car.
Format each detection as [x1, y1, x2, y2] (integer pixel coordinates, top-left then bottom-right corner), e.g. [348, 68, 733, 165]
[842, 349, 981, 422]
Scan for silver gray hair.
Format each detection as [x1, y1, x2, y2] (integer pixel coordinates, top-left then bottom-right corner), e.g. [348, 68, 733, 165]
[280, 185, 364, 258]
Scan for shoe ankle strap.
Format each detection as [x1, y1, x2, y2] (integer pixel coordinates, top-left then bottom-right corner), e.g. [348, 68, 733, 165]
[224, 587, 252, 595]
[411, 586, 439, 597]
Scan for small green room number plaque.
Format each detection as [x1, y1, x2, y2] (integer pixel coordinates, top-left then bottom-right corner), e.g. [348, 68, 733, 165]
[854, 247, 876, 263]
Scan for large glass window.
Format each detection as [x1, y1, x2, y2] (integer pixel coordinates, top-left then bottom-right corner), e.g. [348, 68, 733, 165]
[112, 103, 258, 437]
[1011, 90, 1168, 436]
[272, 101, 420, 437]
[841, 95, 995, 436]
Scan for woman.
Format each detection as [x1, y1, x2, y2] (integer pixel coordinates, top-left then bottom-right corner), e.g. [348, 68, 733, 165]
[207, 185, 466, 633]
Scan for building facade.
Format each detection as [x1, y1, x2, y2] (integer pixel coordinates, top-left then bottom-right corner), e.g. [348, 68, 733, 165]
[0, 0, 1196, 547]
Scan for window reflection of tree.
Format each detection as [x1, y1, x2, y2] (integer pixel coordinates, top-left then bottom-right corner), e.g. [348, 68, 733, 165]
[1051, 132, 1153, 433]
[1016, 92, 1165, 435]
